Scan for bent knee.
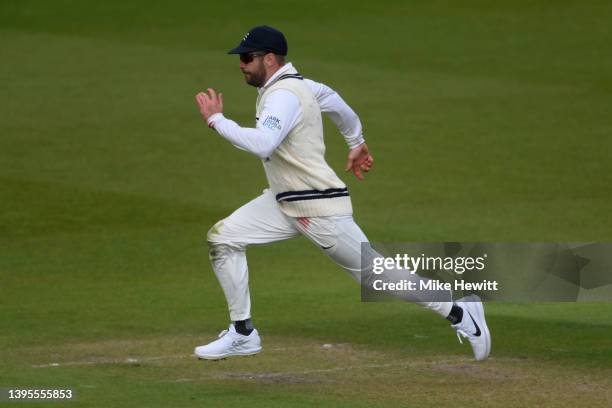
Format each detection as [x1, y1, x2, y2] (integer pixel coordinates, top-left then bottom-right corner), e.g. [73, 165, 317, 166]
[206, 219, 225, 244]
[206, 220, 246, 253]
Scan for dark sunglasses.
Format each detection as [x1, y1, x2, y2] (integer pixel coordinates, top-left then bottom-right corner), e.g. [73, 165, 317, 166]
[239, 52, 268, 64]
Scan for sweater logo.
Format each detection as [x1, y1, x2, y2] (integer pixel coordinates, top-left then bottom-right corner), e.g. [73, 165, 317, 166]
[262, 115, 282, 131]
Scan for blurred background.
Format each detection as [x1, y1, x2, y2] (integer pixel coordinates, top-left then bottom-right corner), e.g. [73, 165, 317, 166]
[1, 1, 611, 407]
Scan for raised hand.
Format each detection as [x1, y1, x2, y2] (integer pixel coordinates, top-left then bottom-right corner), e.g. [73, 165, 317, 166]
[195, 88, 224, 121]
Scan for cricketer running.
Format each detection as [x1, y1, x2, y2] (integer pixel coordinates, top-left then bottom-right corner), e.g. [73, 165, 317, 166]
[194, 25, 491, 361]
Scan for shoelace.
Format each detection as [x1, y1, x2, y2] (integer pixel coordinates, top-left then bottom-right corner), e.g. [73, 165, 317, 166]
[217, 329, 229, 338]
[455, 329, 468, 344]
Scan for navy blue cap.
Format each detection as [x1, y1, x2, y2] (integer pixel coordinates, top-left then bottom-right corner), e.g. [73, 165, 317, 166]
[228, 25, 288, 56]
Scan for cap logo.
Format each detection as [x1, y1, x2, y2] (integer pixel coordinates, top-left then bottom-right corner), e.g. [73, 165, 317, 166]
[243, 32, 250, 41]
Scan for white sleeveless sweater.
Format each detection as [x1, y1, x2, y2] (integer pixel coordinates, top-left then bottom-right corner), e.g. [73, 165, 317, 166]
[256, 68, 353, 217]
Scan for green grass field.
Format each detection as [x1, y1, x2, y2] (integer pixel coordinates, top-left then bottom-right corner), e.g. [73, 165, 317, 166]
[1, 1, 611, 406]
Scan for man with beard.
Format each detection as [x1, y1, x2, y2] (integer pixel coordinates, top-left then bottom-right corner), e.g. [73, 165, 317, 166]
[194, 25, 491, 361]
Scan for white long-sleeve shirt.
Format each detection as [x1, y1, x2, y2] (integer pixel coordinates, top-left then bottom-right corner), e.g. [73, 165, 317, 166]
[207, 63, 365, 159]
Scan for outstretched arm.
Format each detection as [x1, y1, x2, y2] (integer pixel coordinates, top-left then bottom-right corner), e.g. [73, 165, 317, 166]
[195, 88, 300, 159]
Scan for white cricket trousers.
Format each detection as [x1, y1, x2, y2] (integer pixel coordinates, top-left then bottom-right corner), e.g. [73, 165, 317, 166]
[206, 189, 453, 321]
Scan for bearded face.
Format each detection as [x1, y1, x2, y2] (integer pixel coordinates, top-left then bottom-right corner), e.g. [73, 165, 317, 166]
[240, 55, 267, 88]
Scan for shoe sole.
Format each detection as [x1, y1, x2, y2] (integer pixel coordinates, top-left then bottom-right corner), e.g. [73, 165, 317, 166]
[466, 294, 491, 359]
[195, 347, 262, 360]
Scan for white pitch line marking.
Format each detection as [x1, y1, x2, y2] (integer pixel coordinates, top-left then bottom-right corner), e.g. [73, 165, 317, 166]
[32, 354, 191, 368]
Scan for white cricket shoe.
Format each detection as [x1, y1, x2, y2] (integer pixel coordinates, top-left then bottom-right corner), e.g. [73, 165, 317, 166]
[452, 294, 491, 361]
[194, 324, 262, 360]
